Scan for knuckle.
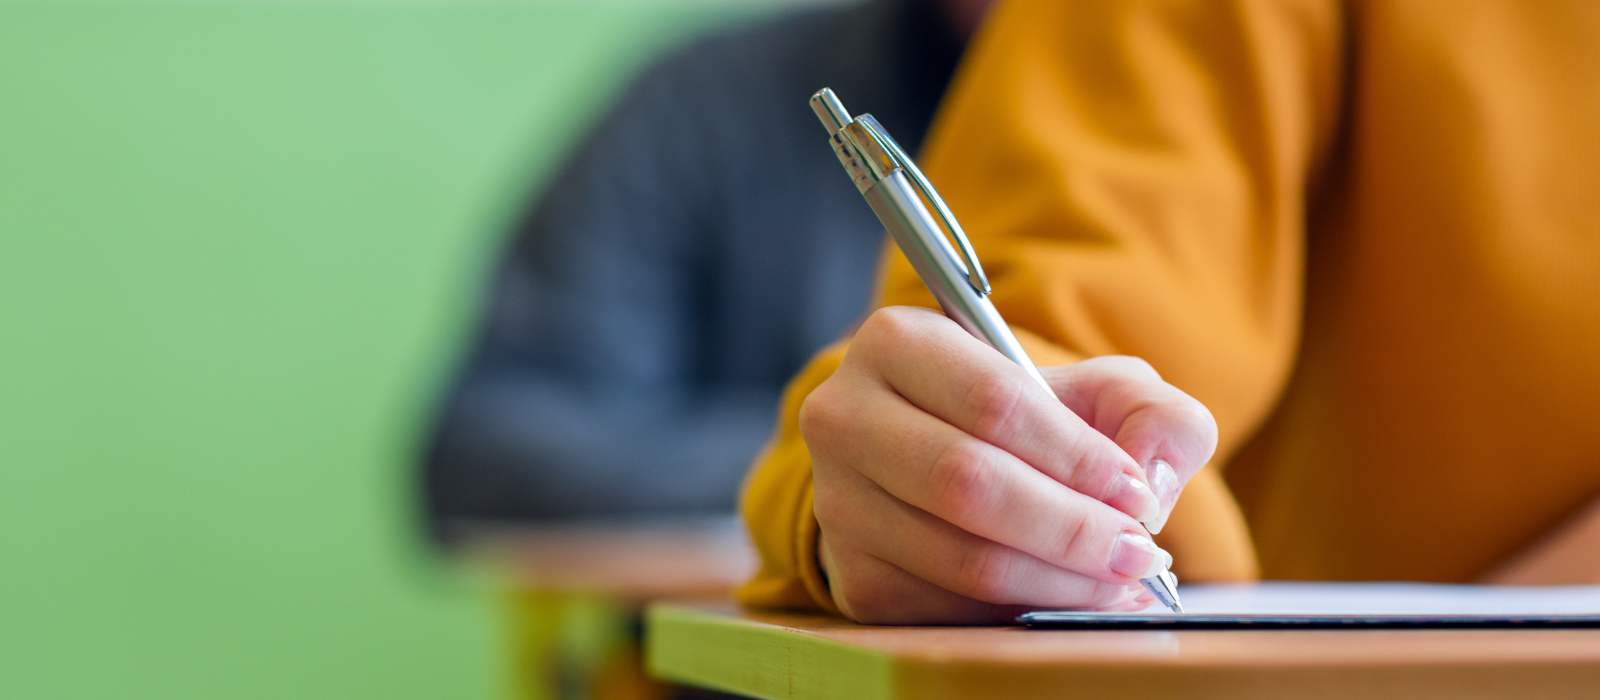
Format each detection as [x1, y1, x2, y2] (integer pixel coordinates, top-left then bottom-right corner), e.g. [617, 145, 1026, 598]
[928, 441, 995, 521]
[1105, 355, 1161, 380]
[1060, 434, 1111, 487]
[1054, 506, 1094, 564]
[1154, 384, 1212, 426]
[961, 372, 1028, 440]
[798, 383, 846, 439]
[956, 544, 1019, 603]
[859, 306, 920, 348]
[797, 391, 826, 438]
[1142, 393, 1220, 463]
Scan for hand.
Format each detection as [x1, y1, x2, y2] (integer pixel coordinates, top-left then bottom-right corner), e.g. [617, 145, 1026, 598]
[1480, 494, 1600, 585]
[801, 306, 1218, 624]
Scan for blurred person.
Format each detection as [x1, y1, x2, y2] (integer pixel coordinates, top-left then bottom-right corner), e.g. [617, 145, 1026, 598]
[425, 0, 998, 539]
[742, 0, 1600, 623]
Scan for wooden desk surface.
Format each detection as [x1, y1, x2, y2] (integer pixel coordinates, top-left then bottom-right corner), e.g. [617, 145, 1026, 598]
[646, 601, 1600, 699]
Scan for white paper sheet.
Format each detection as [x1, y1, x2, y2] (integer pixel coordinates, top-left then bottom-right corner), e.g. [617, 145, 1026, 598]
[1140, 582, 1600, 616]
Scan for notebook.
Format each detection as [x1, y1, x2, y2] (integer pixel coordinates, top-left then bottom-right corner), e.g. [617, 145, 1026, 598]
[1019, 582, 1600, 629]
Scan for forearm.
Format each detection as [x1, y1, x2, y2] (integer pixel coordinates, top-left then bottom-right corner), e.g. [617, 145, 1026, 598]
[907, 0, 1342, 465]
[428, 368, 780, 525]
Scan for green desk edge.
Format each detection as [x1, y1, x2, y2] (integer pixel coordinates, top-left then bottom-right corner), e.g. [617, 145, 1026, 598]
[647, 604, 894, 700]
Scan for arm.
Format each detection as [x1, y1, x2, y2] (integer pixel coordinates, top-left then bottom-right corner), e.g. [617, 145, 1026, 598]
[741, 0, 1343, 618]
[426, 56, 774, 529]
[901, 0, 1343, 477]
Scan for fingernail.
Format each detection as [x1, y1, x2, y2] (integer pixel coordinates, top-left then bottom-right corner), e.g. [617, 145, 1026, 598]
[1148, 459, 1181, 504]
[1144, 459, 1182, 534]
[1108, 473, 1161, 524]
[1109, 532, 1172, 579]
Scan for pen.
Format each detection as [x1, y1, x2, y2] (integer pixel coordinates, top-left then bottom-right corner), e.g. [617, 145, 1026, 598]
[809, 87, 1183, 614]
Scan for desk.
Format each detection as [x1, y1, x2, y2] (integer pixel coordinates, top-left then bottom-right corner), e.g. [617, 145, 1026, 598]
[487, 517, 757, 601]
[473, 518, 756, 700]
[647, 602, 1600, 699]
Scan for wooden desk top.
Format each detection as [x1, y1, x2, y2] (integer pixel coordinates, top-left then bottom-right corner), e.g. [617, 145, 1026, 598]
[646, 602, 1600, 699]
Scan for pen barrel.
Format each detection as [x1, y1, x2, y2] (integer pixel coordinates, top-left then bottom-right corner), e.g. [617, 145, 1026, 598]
[863, 172, 1051, 392]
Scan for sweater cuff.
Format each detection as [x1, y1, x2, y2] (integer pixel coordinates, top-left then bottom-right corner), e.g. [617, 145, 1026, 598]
[737, 341, 849, 613]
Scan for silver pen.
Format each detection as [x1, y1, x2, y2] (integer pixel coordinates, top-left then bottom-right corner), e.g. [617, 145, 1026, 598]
[809, 87, 1183, 614]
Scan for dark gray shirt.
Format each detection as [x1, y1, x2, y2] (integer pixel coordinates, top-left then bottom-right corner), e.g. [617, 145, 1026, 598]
[425, 0, 962, 536]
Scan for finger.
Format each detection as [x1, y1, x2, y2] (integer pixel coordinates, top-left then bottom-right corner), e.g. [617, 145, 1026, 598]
[821, 533, 1147, 623]
[820, 543, 1035, 625]
[850, 307, 1161, 523]
[816, 463, 1144, 608]
[805, 370, 1170, 585]
[1043, 356, 1219, 533]
[1095, 588, 1158, 612]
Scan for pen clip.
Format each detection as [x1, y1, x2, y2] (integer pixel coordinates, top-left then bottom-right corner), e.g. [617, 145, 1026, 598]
[854, 115, 992, 297]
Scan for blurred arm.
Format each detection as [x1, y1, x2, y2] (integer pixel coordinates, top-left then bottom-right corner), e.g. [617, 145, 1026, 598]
[426, 59, 776, 532]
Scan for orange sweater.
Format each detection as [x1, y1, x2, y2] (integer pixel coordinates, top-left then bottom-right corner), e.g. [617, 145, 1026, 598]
[741, 0, 1600, 611]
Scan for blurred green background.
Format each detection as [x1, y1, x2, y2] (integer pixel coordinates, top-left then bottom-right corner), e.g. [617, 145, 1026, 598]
[0, 1, 779, 697]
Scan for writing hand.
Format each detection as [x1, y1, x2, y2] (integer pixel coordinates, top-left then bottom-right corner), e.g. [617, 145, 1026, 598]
[802, 307, 1217, 623]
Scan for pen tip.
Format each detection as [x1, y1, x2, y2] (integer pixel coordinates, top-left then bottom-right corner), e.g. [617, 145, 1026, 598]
[1171, 602, 1184, 614]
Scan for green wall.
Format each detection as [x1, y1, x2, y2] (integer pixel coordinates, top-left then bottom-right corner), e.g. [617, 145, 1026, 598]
[0, 1, 756, 697]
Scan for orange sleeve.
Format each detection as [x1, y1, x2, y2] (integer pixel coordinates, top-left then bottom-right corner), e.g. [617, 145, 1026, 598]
[741, 0, 1344, 609]
[736, 341, 846, 613]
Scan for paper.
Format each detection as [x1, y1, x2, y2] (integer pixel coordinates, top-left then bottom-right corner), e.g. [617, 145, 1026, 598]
[1019, 582, 1600, 628]
[1151, 582, 1600, 616]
